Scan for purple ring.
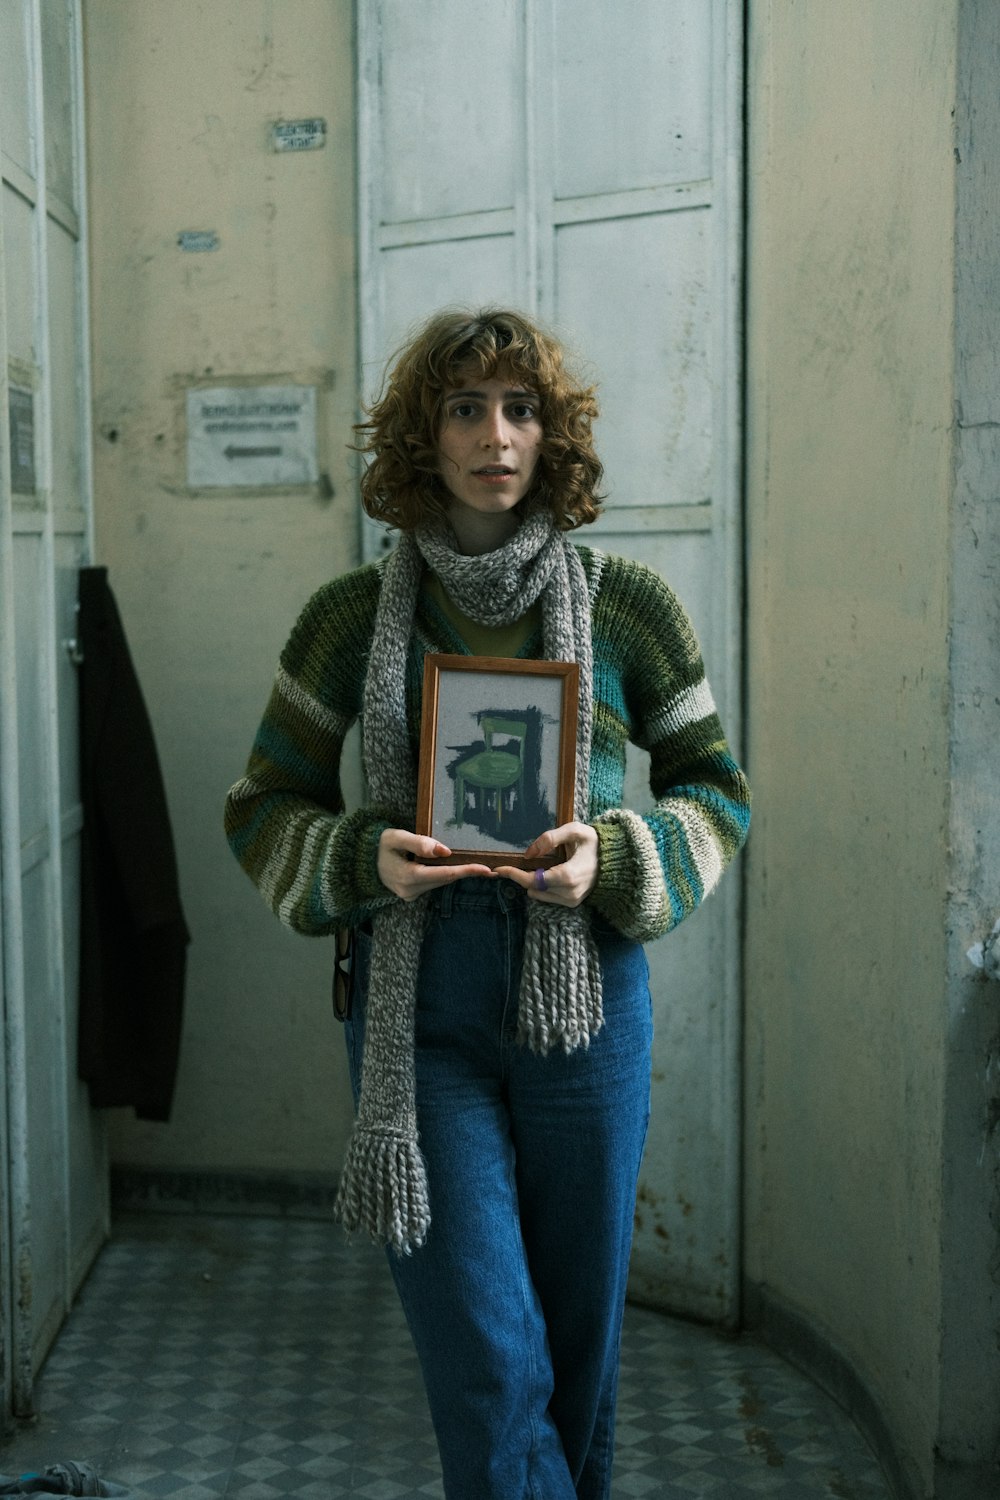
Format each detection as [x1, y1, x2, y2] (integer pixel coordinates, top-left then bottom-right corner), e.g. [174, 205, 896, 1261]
[533, 867, 547, 892]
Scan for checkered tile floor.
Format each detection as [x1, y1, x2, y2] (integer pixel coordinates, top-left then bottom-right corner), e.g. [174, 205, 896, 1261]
[1, 1214, 892, 1498]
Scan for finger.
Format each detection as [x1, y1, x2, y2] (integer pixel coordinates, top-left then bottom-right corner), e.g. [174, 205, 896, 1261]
[400, 860, 495, 893]
[493, 864, 566, 904]
[385, 831, 453, 860]
[492, 865, 538, 889]
[416, 861, 494, 883]
[520, 832, 557, 861]
[522, 823, 594, 862]
[545, 821, 595, 853]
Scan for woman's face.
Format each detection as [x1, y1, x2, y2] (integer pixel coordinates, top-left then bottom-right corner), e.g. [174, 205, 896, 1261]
[435, 374, 543, 525]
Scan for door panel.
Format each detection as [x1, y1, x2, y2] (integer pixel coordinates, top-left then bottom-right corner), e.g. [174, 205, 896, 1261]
[54, 534, 83, 807]
[589, 517, 738, 1316]
[40, 0, 76, 211]
[552, 0, 712, 197]
[380, 237, 520, 369]
[554, 210, 713, 507]
[378, 1, 519, 223]
[0, 1, 32, 176]
[21, 859, 65, 1363]
[359, 0, 743, 1322]
[3, 188, 37, 357]
[48, 222, 84, 508]
[13, 536, 48, 835]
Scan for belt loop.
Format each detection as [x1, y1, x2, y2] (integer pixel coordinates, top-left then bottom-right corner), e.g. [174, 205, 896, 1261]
[439, 883, 454, 920]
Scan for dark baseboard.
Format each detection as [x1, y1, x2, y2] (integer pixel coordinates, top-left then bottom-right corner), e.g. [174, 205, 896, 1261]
[743, 1280, 928, 1500]
[111, 1164, 339, 1221]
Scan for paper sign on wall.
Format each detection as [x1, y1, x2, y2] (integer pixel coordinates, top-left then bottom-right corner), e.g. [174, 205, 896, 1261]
[187, 385, 318, 488]
[271, 119, 327, 152]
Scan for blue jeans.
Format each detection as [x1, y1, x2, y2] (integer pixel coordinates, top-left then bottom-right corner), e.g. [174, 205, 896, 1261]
[344, 878, 652, 1500]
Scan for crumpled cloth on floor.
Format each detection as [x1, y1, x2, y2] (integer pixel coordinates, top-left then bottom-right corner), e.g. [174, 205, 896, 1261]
[0, 1462, 130, 1497]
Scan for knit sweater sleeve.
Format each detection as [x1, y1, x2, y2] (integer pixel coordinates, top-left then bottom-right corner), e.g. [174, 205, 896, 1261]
[586, 554, 750, 943]
[223, 566, 394, 934]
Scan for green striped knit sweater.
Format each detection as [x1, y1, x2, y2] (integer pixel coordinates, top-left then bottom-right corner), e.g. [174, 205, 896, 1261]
[224, 545, 750, 942]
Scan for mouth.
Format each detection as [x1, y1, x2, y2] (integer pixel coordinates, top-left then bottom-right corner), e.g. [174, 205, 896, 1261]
[474, 465, 515, 476]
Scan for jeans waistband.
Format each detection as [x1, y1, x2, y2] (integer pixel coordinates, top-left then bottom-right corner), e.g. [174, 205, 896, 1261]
[432, 876, 525, 918]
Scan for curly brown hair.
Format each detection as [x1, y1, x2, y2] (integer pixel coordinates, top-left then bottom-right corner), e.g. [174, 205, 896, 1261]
[355, 307, 604, 531]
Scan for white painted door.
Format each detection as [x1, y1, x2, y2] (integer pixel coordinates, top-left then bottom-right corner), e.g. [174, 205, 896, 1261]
[0, 0, 106, 1420]
[358, 0, 743, 1323]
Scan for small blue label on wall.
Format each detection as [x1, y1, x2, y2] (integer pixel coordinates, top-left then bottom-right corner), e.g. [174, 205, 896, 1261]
[177, 230, 219, 252]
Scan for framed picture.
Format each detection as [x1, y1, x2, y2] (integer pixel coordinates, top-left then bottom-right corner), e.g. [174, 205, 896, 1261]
[416, 654, 579, 869]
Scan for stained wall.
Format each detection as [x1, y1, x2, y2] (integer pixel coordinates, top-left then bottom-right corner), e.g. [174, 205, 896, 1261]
[744, 3, 956, 1490]
[84, 0, 360, 1175]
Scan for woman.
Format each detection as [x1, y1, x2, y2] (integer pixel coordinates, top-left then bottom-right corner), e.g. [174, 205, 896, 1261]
[224, 308, 750, 1499]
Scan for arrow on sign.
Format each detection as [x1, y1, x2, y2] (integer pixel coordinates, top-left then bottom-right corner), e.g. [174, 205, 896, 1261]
[224, 444, 283, 460]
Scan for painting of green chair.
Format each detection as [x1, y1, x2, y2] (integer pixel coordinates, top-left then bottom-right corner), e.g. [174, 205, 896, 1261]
[451, 716, 528, 833]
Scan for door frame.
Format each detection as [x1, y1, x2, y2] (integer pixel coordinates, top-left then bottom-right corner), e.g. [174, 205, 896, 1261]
[355, 0, 746, 1322]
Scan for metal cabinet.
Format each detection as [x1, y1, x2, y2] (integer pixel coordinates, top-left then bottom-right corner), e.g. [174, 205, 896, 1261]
[1, 0, 105, 1421]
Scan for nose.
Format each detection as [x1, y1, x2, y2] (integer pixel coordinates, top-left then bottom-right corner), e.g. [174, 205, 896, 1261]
[481, 403, 511, 449]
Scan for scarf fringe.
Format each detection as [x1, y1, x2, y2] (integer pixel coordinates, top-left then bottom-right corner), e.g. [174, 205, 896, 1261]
[334, 1125, 431, 1255]
[517, 903, 604, 1054]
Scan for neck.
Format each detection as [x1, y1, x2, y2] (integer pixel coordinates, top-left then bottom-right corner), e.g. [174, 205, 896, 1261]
[446, 504, 521, 556]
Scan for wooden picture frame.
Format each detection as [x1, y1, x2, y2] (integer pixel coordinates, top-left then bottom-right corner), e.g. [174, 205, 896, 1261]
[416, 655, 579, 869]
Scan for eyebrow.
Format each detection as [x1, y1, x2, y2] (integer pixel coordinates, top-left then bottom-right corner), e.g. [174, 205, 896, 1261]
[445, 387, 538, 401]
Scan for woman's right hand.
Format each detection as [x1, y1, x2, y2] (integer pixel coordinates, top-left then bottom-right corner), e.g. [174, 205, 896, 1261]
[377, 828, 495, 902]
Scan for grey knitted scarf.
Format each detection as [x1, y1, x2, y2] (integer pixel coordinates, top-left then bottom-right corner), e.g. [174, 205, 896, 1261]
[333, 507, 603, 1253]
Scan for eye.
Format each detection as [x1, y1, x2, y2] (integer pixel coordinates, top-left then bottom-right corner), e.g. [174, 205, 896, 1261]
[447, 400, 478, 420]
[508, 400, 538, 421]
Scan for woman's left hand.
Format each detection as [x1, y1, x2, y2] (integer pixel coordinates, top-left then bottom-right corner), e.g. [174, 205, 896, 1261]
[494, 822, 599, 908]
